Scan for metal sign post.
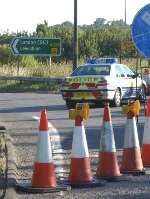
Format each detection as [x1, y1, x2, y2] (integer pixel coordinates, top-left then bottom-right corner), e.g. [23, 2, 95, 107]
[73, 0, 78, 71]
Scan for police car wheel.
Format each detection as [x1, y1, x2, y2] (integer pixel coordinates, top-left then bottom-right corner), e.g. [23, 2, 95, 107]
[113, 89, 121, 107]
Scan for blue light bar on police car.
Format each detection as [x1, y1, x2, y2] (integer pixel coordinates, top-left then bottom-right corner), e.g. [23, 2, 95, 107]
[87, 58, 118, 64]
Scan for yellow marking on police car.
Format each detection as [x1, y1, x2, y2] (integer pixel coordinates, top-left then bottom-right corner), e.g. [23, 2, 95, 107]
[71, 91, 96, 100]
[74, 92, 93, 98]
[67, 77, 100, 83]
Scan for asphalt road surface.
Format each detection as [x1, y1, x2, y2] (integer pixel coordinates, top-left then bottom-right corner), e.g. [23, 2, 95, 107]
[0, 93, 149, 199]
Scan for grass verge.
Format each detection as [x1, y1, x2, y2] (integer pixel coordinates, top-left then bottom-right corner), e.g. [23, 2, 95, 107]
[0, 80, 61, 93]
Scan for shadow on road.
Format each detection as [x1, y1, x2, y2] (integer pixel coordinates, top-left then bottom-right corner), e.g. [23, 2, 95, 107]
[61, 122, 144, 151]
[0, 104, 67, 113]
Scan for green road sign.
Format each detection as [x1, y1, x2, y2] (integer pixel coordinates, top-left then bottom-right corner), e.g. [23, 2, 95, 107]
[10, 37, 61, 56]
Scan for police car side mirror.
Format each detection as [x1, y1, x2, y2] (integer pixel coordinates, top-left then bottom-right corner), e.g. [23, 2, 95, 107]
[132, 73, 140, 78]
[131, 74, 137, 79]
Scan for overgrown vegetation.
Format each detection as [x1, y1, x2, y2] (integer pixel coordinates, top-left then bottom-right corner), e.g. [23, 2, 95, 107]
[0, 18, 149, 74]
[0, 18, 149, 92]
[0, 80, 61, 93]
[0, 63, 72, 77]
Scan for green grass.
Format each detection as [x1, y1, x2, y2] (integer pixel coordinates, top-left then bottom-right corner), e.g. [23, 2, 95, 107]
[0, 63, 70, 92]
[0, 80, 61, 93]
[0, 63, 72, 77]
[121, 58, 149, 71]
[0, 58, 149, 78]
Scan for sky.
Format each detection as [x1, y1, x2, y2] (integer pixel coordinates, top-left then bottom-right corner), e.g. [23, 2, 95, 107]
[0, 0, 149, 33]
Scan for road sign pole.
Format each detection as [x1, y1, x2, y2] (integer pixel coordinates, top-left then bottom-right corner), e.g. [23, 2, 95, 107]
[148, 59, 150, 67]
[136, 51, 139, 99]
[73, 0, 78, 71]
[49, 56, 51, 66]
[124, 0, 127, 25]
[17, 56, 21, 76]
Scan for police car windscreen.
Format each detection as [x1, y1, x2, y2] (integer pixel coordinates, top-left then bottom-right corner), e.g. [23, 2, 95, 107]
[71, 65, 110, 76]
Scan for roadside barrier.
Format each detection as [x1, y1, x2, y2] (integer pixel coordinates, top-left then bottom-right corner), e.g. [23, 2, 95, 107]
[121, 106, 145, 175]
[141, 98, 150, 166]
[96, 103, 122, 181]
[16, 109, 69, 193]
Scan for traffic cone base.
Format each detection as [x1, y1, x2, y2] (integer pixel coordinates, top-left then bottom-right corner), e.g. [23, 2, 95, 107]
[142, 144, 150, 167]
[32, 162, 56, 188]
[69, 158, 93, 184]
[121, 148, 143, 172]
[96, 152, 121, 177]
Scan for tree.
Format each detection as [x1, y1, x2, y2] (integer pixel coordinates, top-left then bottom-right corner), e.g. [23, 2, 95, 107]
[61, 21, 73, 27]
[94, 18, 106, 27]
[110, 19, 126, 26]
[36, 20, 49, 36]
[0, 44, 15, 64]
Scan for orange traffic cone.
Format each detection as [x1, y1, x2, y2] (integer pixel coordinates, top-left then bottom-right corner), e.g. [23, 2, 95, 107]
[16, 109, 69, 193]
[69, 115, 93, 185]
[120, 111, 144, 174]
[32, 109, 56, 188]
[141, 98, 150, 166]
[96, 103, 121, 180]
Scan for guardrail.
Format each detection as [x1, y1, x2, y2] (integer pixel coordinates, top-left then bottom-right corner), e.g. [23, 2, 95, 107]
[0, 76, 63, 83]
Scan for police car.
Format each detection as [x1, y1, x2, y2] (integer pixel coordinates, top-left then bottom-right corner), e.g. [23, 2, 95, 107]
[61, 58, 146, 108]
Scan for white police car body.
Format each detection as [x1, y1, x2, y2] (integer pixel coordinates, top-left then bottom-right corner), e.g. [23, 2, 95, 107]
[61, 58, 146, 108]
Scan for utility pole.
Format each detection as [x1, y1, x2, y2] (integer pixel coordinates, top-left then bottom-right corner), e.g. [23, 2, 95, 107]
[73, 0, 78, 71]
[125, 0, 127, 25]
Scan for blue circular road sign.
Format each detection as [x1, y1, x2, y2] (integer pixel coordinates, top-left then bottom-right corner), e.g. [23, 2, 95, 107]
[132, 4, 150, 58]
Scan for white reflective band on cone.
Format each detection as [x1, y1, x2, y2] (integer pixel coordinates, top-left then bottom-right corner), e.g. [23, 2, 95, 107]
[143, 117, 150, 144]
[36, 130, 53, 163]
[71, 126, 89, 158]
[124, 117, 140, 148]
[100, 121, 116, 152]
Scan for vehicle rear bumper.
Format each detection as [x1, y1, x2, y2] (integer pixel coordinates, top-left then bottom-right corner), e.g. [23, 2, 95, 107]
[61, 89, 115, 101]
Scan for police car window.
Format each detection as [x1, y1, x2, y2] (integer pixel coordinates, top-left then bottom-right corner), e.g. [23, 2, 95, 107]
[71, 65, 110, 76]
[121, 65, 134, 77]
[114, 65, 125, 77]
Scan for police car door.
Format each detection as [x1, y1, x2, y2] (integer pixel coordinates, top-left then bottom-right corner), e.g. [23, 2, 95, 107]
[113, 64, 133, 99]
[121, 65, 136, 99]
